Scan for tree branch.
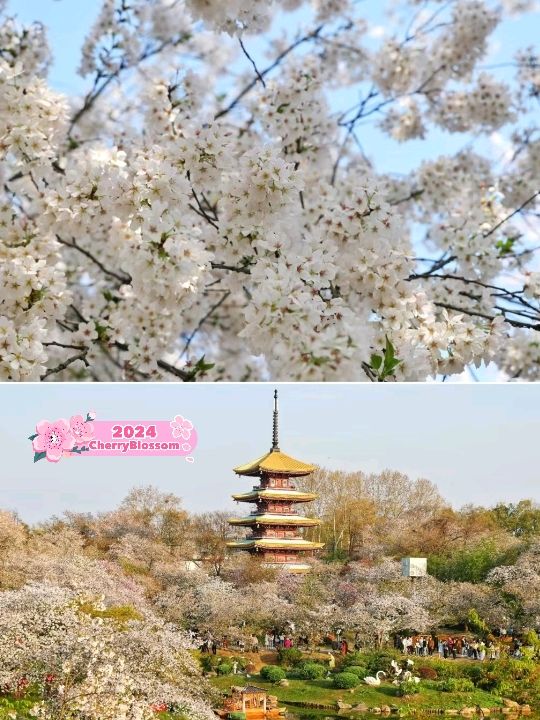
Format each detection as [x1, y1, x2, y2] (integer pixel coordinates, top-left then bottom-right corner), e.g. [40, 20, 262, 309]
[214, 25, 324, 120]
[56, 236, 131, 284]
[238, 36, 266, 88]
[41, 352, 89, 380]
[482, 190, 540, 239]
[181, 290, 231, 358]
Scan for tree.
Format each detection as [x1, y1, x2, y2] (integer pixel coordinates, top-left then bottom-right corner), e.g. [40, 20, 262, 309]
[300, 467, 446, 560]
[0, 583, 215, 720]
[191, 511, 238, 575]
[2, 0, 540, 382]
[492, 500, 540, 538]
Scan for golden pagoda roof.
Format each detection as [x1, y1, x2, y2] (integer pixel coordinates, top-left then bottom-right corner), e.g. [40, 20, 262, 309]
[233, 449, 315, 477]
[232, 489, 318, 503]
[228, 514, 321, 527]
[227, 538, 324, 551]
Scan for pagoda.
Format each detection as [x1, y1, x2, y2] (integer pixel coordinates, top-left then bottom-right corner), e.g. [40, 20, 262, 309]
[227, 390, 323, 572]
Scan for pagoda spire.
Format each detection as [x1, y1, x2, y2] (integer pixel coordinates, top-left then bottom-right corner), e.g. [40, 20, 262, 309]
[271, 389, 279, 452]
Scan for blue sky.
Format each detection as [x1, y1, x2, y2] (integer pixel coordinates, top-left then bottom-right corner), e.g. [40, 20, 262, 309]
[7, 0, 540, 175]
[0, 383, 538, 523]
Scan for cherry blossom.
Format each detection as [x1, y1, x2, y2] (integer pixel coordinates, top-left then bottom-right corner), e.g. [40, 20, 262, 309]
[1, 0, 539, 381]
[69, 415, 95, 444]
[31, 419, 74, 462]
[169, 415, 194, 440]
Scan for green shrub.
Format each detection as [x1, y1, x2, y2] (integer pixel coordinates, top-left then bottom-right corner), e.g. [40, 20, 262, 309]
[217, 663, 233, 675]
[228, 713, 246, 720]
[440, 678, 475, 692]
[462, 664, 483, 684]
[260, 665, 286, 683]
[345, 665, 367, 678]
[333, 672, 359, 689]
[277, 647, 303, 667]
[396, 680, 421, 696]
[468, 609, 490, 637]
[428, 541, 519, 583]
[296, 663, 326, 680]
[362, 650, 401, 675]
[475, 658, 535, 693]
[341, 652, 365, 668]
[199, 655, 214, 672]
[420, 659, 462, 680]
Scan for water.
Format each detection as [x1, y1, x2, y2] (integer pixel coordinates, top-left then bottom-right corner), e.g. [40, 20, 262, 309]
[284, 708, 538, 720]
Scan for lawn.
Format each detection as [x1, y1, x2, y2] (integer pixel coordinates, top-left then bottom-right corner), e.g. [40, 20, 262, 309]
[210, 674, 506, 711]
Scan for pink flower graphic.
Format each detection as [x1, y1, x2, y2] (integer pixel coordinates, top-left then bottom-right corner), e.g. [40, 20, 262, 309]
[32, 420, 74, 463]
[69, 415, 94, 444]
[169, 415, 193, 440]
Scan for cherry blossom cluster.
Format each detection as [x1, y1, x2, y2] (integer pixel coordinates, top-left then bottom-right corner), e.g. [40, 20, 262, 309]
[1, 0, 540, 381]
[0, 582, 215, 720]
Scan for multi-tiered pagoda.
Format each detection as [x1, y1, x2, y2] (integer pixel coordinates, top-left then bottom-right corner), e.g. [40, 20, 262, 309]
[227, 390, 323, 573]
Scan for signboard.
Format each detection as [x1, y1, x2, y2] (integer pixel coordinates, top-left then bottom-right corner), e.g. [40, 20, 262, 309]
[401, 557, 427, 578]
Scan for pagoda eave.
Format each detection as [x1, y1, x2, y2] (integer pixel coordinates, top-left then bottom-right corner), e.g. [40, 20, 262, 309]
[228, 515, 321, 527]
[233, 450, 315, 477]
[232, 490, 318, 503]
[264, 562, 313, 573]
[227, 538, 324, 551]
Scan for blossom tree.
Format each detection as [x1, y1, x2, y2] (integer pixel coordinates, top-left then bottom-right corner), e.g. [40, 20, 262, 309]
[1, 0, 539, 381]
[0, 582, 215, 720]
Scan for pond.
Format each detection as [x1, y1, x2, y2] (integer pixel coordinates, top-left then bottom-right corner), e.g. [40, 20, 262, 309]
[284, 709, 537, 720]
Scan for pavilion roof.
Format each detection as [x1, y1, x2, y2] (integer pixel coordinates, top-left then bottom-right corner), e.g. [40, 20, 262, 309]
[233, 449, 315, 477]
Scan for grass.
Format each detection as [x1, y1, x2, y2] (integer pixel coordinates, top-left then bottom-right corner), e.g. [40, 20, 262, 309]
[210, 674, 506, 711]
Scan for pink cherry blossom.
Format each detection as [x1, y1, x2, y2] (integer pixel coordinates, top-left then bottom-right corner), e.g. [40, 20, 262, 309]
[69, 415, 95, 444]
[32, 419, 74, 463]
[169, 415, 193, 440]
[87, 410, 97, 420]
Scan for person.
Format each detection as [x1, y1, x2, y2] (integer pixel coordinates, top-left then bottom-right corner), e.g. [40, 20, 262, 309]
[250, 634, 259, 653]
[427, 636, 435, 656]
[340, 639, 348, 655]
[212, 640, 218, 655]
[284, 636, 292, 649]
[264, 632, 273, 649]
[327, 652, 336, 669]
[443, 640, 449, 659]
[478, 641, 486, 661]
[232, 661, 238, 675]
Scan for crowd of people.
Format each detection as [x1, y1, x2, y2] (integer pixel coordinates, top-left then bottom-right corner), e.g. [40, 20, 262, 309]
[196, 627, 526, 662]
[396, 634, 504, 660]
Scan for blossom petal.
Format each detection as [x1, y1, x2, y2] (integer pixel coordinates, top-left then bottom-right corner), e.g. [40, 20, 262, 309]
[46, 447, 63, 463]
[35, 420, 51, 436]
[32, 435, 47, 452]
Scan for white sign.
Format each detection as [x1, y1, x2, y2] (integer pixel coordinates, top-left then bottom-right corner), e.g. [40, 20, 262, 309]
[402, 557, 427, 577]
